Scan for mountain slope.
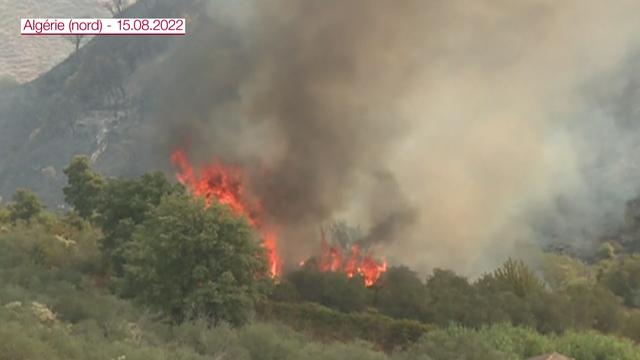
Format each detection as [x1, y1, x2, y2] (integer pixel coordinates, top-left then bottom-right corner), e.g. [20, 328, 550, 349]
[0, 0, 200, 206]
[0, 0, 109, 83]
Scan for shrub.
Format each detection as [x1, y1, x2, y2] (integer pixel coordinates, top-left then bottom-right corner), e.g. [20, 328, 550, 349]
[257, 301, 434, 352]
[393, 326, 514, 360]
[554, 330, 640, 360]
[287, 267, 372, 312]
[7, 189, 44, 224]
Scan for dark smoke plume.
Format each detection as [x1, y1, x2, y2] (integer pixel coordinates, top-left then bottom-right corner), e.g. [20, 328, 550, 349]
[141, 0, 640, 274]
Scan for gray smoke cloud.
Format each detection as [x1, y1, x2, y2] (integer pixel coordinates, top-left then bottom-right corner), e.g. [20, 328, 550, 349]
[142, 0, 640, 275]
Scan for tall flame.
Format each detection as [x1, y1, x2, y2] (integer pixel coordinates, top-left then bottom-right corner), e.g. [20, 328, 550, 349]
[170, 149, 282, 277]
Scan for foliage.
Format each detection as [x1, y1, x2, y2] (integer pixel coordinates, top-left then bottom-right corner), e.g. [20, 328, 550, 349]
[96, 172, 180, 274]
[7, 189, 44, 224]
[563, 283, 625, 333]
[553, 330, 640, 360]
[257, 301, 435, 352]
[376, 266, 427, 320]
[394, 324, 640, 360]
[0, 211, 389, 359]
[598, 255, 640, 308]
[480, 258, 545, 297]
[287, 267, 371, 313]
[422, 268, 475, 326]
[597, 242, 617, 261]
[624, 311, 640, 342]
[279, 255, 640, 340]
[392, 326, 514, 360]
[542, 254, 595, 290]
[0, 204, 9, 225]
[0, 305, 393, 360]
[0, 222, 101, 273]
[63, 155, 105, 219]
[270, 280, 301, 303]
[122, 193, 268, 326]
[471, 324, 552, 358]
[3, 185, 640, 359]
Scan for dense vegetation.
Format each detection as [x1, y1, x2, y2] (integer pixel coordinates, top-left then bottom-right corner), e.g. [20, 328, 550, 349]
[1, 156, 640, 359]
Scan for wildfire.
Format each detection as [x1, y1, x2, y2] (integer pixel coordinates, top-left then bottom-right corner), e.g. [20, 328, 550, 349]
[170, 149, 387, 286]
[170, 149, 282, 277]
[318, 229, 387, 287]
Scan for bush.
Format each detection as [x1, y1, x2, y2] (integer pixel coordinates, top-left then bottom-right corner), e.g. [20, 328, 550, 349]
[554, 331, 640, 360]
[287, 267, 372, 313]
[563, 283, 625, 333]
[376, 266, 428, 320]
[478, 258, 544, 298]
[257, 301, 435, 352]
[542, 254, 595, 290]
[598, 255, 640, 308]
[393, 326, 514, 360]
[423, 268, 475, 326]
[7, 189, 44, 224]
[473, 324, 552, 358]
[0, 220, 101, 272]
[394, 324, 640, 360]
[63, 155, 105, 220]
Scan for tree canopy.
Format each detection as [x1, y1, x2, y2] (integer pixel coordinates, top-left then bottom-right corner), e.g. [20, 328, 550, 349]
[7, 189, 44, 224]
[63, 155, 104, 219]
[122, 193, 268, 326]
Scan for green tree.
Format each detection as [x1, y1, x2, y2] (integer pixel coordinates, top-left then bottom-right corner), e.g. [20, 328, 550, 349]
[63, 156, 105, 219]
[7, 189, 44, 224]
[97, 172, 179, 274]
[376, 266, 428, 320]
[0, 203, 9, 225]
[597, 255, 640, 308]
[287, 266, 372, 313]
[542, 254, 595, 290]
[480, 258, 544, 298]
[564, 283, 624, 333]
[423, 269, 475, 326]
[596, 242, 616, 261]
[123, 193, 268, 326]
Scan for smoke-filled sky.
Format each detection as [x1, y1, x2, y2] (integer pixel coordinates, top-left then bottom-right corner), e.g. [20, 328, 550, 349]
[143, 0, 640, 275]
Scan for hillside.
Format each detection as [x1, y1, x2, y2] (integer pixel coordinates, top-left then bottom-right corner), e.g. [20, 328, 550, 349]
[0, 0, 197, 206]
[0, 0, 109, 83]
[3, 2, 640, 358]
[1, 176, 640, 359]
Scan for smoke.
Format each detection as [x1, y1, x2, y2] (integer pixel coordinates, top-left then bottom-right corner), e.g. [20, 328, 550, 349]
[144, 0, 640, 275]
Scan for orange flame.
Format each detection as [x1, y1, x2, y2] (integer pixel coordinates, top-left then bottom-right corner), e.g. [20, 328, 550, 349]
[170, 149, 386, 286]
[318, 229, 387, 287]
[170, 149, 281, 277]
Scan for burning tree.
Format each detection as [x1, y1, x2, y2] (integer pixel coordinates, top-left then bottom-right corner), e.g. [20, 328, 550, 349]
[171, 149, 281, 277]
[170, 149, 387, 286]
[315, 226, 388, 287]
